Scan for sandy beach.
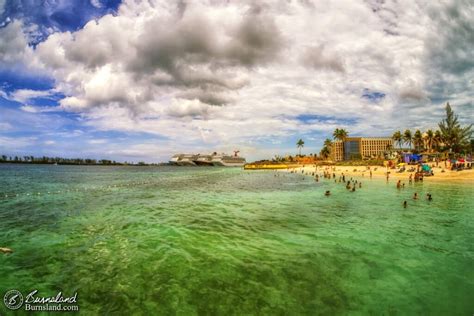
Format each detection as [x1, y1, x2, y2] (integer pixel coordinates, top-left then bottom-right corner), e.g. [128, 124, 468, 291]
[283, 164, 474, 183]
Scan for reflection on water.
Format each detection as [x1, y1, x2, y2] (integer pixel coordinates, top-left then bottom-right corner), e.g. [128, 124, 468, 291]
[0, 164, 473, 314]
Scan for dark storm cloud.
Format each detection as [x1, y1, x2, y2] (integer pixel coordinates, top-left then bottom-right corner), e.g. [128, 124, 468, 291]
[179, 88, 233, 106]
[223, 12, 282, 66]
[128, 3, 283, 105]
[301, 45, 345, 72]
[424, 0, 474, 113]
[427, 0, 474, 75]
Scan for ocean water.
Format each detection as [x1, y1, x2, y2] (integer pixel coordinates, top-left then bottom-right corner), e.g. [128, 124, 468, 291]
[0, 164, 473, 315]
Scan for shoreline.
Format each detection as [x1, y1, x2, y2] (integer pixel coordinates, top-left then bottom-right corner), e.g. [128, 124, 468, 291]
[278, 164, 474, 183]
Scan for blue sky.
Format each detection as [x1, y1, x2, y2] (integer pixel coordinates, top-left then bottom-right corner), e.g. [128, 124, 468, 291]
[0, 0, 472, 162]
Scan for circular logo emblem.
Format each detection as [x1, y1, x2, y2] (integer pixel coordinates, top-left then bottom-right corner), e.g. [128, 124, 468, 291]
[3, 290, 24, 310]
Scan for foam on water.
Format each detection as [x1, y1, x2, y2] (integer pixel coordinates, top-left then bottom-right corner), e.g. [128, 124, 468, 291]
[0, 164, 473, 314]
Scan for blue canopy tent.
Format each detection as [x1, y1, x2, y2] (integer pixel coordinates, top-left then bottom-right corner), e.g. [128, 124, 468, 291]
[403, 153, 422, 163]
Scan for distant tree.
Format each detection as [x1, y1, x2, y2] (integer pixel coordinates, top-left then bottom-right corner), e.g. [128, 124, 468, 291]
[424, 129, 435, 152]
[320, 146, 330, 159]
[438, 102, 472, 153]
[392, 131, 403, 149]
[433, 130, 443, 152]
[403, 129, 412, 149]
[333, 128, 348, 159]
[413, 130, 423, 152]
[324, 138, 333, 148]
[296, 139, 305, 156]
[333, 128, 348, 141]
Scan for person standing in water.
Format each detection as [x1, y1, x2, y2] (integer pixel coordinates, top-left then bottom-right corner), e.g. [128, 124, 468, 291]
[413, 192, 418, 199]
[403, 201, 407, 208]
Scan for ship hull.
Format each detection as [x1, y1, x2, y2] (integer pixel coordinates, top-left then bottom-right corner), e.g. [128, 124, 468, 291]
[176, 160, 196, 166]
[211, 161, 245, 167]
[194, 160, 214, 166]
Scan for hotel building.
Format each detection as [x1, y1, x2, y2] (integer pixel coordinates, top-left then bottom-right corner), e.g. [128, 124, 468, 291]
[330, 137, 393, 161]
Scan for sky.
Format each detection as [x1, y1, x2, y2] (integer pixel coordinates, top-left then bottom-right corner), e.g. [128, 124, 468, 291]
[0, 0, 473, 162]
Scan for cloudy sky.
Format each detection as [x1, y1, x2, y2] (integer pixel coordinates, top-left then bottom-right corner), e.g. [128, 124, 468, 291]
[0, 0, 472, 162]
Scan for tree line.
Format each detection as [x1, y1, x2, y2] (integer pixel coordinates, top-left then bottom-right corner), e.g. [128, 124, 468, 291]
[391, 103, 472, 153]
[0, 155, 159, 166]
[313, 103, 471, 160]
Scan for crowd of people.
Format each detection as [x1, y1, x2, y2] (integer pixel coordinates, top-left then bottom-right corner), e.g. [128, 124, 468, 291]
[288, 165, 433, 208]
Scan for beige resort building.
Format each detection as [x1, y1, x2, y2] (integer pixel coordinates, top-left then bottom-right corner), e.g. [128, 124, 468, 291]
[330, 137, 393, 161]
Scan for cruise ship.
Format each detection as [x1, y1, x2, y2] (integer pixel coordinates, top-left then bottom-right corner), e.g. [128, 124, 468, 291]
[169, 151, 246, 167]
[169, 154, 197, 166]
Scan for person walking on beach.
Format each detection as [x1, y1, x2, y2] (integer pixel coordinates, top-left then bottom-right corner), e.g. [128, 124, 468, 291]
[409, 174, 412, 184]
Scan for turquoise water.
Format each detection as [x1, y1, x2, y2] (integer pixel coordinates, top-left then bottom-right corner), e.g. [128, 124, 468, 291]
[0, 164, 473, 315]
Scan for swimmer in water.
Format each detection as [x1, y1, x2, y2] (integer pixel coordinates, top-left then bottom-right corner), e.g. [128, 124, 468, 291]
[413, 192, 418, 199]
[325, 190, 331, 196]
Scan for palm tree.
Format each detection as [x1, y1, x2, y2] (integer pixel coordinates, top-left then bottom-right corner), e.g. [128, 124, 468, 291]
[333, 128, 348, 141]
[320, 146, 330, 159]
[433, 130, 443, 152]
[323, 138, 333, 148]
[438, 102, 472, 153]
[392, 131, 403, 149]
[296, 139, 305, 156]
[424, 129, 435, 152]
[403, 129, 413, 149]
[333, 128, 349, 160]
[413, 129, 423, 152]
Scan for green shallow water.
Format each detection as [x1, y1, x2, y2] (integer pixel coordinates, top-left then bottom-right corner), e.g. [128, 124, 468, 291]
[0, 164, 473, 315]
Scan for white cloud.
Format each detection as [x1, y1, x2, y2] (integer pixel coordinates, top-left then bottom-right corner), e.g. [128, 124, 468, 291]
[90, 0, 102, 9]
[0, 20, 33, 65]
[19, 105, 59, 113]
[9, 89, 55, 103]
[88, 139, 107, 144]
